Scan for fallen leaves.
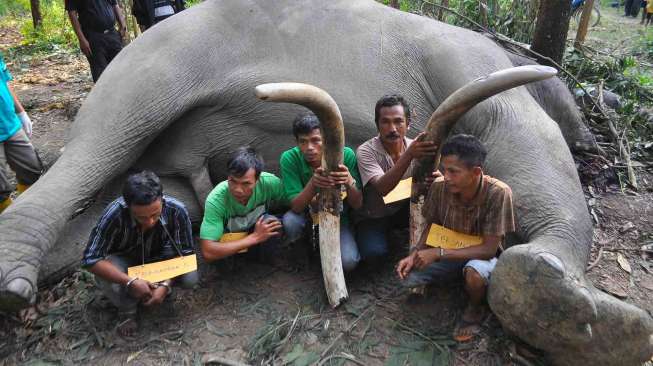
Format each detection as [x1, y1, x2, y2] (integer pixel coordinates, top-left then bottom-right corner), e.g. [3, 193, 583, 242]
[616, 253, 632, 274]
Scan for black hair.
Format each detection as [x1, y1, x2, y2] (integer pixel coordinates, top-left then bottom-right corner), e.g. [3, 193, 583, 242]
[374, 94, 411, 127]
[292, 113, 321, 140]
[227, 147, 264, 178]
[441, 134, 487, 168]
[122, 170, 163, 206]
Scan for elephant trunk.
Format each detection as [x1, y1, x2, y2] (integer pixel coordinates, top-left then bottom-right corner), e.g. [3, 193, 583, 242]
[255, 83, 348, 307]
[409, 65, 558, 247]
[0, 71, 208, 312]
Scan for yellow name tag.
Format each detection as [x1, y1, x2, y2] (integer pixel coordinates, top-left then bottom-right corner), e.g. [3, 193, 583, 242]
[310, 212, 319, 225]
[128, 254, 197, 283]
[383, 177, 412, 204]
[425, 224, 482, 249]
[220, 232, 249, 253]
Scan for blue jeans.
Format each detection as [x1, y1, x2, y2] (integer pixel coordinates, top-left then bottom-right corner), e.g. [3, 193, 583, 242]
[283, 210, 360, 272]
[402, 258, 498, 288]
[355, 203, 409, 260]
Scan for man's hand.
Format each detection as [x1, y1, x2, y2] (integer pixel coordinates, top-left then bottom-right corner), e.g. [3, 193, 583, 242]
[312, 166, 353, 189]
[414, 248, 440, 269]
[425, 169, 443, 186]
[396, 251, 417, 280]
[142, 285, 167, 307]
[79, 38, 92, 57]
[251, 216, 283, 243]
[128, 279, 152, 301]
[406, 132, 438, 160]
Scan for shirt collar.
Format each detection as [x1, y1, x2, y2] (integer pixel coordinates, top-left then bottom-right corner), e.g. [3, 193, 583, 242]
[371, 135, 411, 156]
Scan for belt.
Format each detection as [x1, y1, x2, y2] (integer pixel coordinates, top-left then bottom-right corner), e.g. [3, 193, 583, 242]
[102, 28, 115, 34]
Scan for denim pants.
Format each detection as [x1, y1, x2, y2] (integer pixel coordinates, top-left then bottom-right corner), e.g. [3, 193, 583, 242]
[94, 254, 199, 312]
[401, 258, 498, 288]
[355, 203, 409, 260]
[282, 210, 360, 272]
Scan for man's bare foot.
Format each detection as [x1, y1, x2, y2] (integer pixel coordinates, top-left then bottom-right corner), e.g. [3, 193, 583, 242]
[453, 304, 486, 342]
[116, 311, 138, 337]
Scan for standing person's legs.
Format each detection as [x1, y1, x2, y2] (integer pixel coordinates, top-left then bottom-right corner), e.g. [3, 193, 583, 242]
[3, 129, 42, 192]
[104, 30, 123, 65]
[340, 225, 360, 272]
[86, 31, 115, 82]
[0, 141, 13, 211]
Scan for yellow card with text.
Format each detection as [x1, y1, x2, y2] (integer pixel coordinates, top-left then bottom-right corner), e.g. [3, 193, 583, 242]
[383, 177, 412, 204]
[128, 254, 197, 283]
[425, 224, 482, 249]
[220, 232, 249, 253]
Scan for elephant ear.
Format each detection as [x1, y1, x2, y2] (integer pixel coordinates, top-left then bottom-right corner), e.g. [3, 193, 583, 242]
[255, 83, 348, 308]
[408, 65, 557, 247]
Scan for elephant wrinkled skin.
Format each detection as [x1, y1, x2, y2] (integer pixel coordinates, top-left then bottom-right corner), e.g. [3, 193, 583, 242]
[0, 0, 651, 364]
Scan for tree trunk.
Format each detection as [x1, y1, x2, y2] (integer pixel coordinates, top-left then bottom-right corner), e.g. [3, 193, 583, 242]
[437, 0, 449, 20]
[531, 0, 572, 66]
[30, 0, 42, 29]
[389, 0, 400, 9]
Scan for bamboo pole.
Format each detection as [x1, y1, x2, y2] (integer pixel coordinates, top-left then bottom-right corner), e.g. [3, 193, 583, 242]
[574, 0, 595, 49]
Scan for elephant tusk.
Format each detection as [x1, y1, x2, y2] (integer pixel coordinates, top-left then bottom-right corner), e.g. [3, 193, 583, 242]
[409, 65, 557, 249]
[255, 83, 348, 308]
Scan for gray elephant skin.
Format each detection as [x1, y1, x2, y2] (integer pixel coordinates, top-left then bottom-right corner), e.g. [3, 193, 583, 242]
[0, 0, 651, 364]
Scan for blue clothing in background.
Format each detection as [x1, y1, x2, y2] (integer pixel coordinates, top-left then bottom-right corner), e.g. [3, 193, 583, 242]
[0, 54, 21, 142]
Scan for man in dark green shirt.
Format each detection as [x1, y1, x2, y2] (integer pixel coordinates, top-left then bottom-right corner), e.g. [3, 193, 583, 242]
[280, 113, 363, 271]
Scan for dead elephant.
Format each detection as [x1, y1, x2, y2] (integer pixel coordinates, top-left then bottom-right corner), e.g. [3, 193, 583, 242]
[0, 1, 651, 364]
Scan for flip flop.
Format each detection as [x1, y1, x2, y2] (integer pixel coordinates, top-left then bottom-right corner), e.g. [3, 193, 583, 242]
[453, 318, 482, 342]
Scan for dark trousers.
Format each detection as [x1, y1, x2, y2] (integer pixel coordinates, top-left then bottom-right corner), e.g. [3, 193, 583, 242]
[85, 29, 123, 82]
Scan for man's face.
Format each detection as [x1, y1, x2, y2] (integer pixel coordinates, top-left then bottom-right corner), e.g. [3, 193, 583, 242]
[441, 155, 481, 194]
[377, 105, 408, 145]
[297, 128, 323, 167]
[228, 168, 258, 205]
[130, 198, 163, 231]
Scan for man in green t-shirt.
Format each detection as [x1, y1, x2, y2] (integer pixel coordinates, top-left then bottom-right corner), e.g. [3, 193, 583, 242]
[280, 113, 363, 272]
[200, 147, 289, 262]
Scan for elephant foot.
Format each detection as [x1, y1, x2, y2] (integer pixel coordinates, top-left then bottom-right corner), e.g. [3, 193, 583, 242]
[0, 275, 35, 312]
[489, 244, 653, 366]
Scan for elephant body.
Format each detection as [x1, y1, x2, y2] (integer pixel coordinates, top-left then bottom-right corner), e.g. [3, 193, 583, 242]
[0, 0, 651, 364]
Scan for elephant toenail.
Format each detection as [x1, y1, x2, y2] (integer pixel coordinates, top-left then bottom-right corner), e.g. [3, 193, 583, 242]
[6, 278, 35, 303]
[536, 252, 565, 279]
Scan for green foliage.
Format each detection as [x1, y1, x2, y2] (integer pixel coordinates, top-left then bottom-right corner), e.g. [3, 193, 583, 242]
[1, 0, 77, 53]
[378, 0, 540, 44]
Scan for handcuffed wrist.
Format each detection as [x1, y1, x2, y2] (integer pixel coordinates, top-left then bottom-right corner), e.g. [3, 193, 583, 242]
[125, 277, 139, 288]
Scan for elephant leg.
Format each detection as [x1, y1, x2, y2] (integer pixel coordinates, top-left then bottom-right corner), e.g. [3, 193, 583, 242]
[489, 238, 653, 365]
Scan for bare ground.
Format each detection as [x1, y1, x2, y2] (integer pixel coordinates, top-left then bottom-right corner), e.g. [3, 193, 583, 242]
[1, 7, 652, 366]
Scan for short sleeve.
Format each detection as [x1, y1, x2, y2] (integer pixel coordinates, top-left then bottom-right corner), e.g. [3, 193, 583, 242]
[200, 193, 226, 240]
[270, 174, 290, 207]
[356, 143, 385, 187]
[0, 56, 12, 83]
[279, 150, 305, 201]
[482, 185, 516, 237]
[344, 147, 362, 189]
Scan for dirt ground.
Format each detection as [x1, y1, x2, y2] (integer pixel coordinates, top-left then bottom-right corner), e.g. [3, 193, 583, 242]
[0, 6, 652, 366]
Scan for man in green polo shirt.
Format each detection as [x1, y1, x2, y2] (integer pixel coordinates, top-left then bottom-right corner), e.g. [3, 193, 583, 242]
[280, 113, 363, 272]
[200, 147, 289, 262]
